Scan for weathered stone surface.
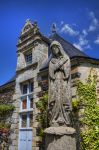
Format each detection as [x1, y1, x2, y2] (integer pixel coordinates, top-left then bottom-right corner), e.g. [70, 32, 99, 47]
[45, 127, 76, 150]
[9, 145, 18, 150]
[48, 41, 72, 127]
[0, 83, 15, 104]
[32, 147, 40, 150]
[45, 41, 76, 150]
[44, 126, 76, 135]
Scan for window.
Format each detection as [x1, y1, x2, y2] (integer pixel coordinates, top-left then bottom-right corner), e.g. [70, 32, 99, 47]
[22, 99, 27, 109]
[22, 84, 27, 94]
[30, 98, 33, 108]
[20, 80, 34, 129]
[21, 114, 27, 127]
[21, 81, 33, 95]
[29, 114, 33, 127]
[30, 82, 33, 92]
[25, 52, 32, 65]
[21, 113, 33, 128]
[21, 81, 34, 111]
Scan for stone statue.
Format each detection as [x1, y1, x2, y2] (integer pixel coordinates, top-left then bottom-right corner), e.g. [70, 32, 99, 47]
[45, 41, 76, 150]
[48, 41, 72, 127]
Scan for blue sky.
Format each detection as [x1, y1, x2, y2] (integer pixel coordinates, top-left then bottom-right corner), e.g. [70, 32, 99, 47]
[0, 0, 99, 85]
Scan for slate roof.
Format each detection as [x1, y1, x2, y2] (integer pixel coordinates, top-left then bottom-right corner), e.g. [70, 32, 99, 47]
[0, 75, 16, 89]
[49, 33, 88, 58]
[40, 33, 88, 71]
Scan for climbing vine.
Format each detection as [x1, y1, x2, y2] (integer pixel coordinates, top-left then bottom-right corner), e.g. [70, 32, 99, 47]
[36, 93, 48, 138]
[72, 71, 99, 150]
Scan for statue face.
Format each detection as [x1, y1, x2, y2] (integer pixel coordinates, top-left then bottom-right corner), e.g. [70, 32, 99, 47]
[51, 45, 60, 56]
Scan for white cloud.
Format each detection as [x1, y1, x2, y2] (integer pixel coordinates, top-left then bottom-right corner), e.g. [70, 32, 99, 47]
[88, 11, 99, 32]
[73, 43, 83, 51]
[72, 23, 78, 27]
[60, 21, 64, 25]
[73, 34, 91, 51]
[58, 18, 94, 51]
[79, 35, 88, 46]
[82, 29, 88, 37]
[60, 24, 79, 36]
[89, 11, 95, 18]
[94, 36, 99, 44]
[84, 44, 91, 49]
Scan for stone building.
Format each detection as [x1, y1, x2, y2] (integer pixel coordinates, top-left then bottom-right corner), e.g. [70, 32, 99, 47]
[0, 19, 99, 150]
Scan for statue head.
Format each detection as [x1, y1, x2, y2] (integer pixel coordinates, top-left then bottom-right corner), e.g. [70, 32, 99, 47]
[50, 41, 61, 57]
[50, 40, 67, 59]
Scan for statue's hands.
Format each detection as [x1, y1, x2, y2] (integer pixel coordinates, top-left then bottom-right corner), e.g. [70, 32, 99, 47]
[55, 58, 68, 70]
[58, 62, 62, 68]
[56, 61, 64, 69]
[58, 59, 67, 68]
[55, 62, 61, 69]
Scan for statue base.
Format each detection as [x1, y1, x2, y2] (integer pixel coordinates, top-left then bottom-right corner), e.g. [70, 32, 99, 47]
[44, 126, 76, 150]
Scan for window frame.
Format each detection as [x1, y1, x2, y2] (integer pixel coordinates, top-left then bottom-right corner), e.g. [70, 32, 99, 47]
[20, 113, 33, 129]
[20, 95, 33, 112]
[19, 80, 34, 129]
[25, 51, 32, 65]
[22, 83, 28, 95]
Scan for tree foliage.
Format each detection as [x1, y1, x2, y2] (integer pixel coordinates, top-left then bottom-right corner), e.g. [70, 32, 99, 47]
[0, 104, 15, 117]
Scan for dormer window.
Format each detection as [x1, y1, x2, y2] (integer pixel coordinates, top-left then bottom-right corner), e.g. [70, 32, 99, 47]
[25, 52, 32, 65]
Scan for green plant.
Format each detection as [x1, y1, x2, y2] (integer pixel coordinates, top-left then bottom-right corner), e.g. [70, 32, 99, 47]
[75, 74, 99, 150]
[0, 122, 11, 129]
[36, 93, 48, 138]
[0, 104, 15, 116]
[72, 99, 80, 112]
[0, 104, 15, 132]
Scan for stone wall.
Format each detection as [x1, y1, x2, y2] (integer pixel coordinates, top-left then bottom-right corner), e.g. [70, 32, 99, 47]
[0, 83, 15, 104]
[0, 82, 15, 150]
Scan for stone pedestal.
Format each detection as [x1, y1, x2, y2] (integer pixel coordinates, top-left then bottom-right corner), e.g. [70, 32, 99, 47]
[44, 127, 76, 150]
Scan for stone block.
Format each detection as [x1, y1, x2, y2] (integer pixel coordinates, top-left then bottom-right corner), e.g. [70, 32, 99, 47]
[33, 121, 39, 128]
[9, 145, 17, 150]
[33, 128, 36, 136]
[44, 127, 76, 150]
[12, 140, 18, 146]
[32, 139, 37, 147]
[10, 134, 17, 140]
[32, 147, 40, 150]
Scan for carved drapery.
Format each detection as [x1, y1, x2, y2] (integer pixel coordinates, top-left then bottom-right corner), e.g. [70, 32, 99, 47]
[48, 41, 72, 127]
